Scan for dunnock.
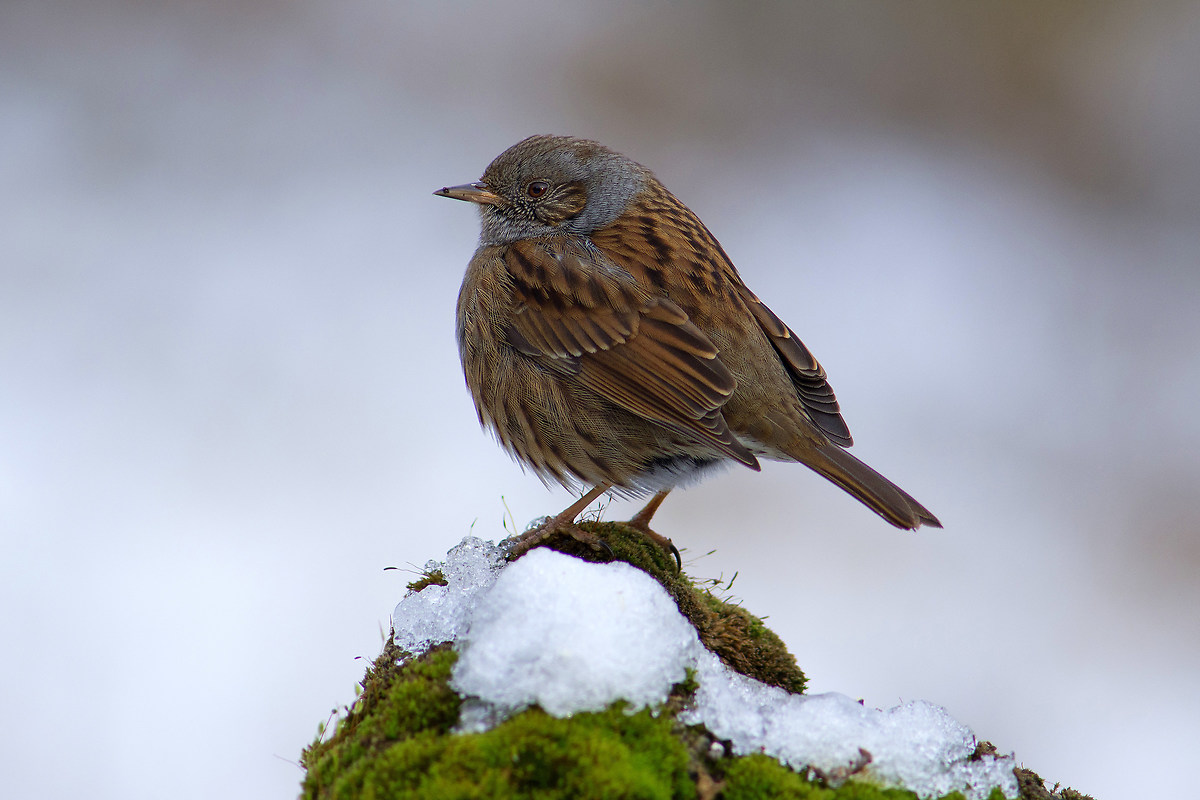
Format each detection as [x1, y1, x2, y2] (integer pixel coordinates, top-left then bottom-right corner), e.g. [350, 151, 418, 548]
[436, 135, 940, 563]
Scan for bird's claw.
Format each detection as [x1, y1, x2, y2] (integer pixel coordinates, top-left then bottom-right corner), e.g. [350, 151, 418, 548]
[502, 518, 614, 562]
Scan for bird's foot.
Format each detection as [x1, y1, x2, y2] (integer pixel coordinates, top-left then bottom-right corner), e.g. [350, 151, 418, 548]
[501, 515, 614, 562]
[622, 516, 682, 572]
[620, 489, 681, 571]
[501, 484, 614, 561]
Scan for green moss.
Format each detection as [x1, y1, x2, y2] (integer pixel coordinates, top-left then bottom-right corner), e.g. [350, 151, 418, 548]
[302, 645, 695, 800]
[405, 704, 693, 800]
[405, 569, 447, 593]
[724, 754, 904, 799]
[1013, 766, 1096, 800]
[301, 641, 463, 797]
[693, 589, 805, 694]
[718, 754, 1027, 799]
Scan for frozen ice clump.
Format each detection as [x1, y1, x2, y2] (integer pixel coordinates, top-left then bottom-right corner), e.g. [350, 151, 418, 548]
[392, 536, 504, 654]
[390, 537, 1018, 799]
[451, 548, 701, 720]
[683, 650, 1018, 800]
[874, 701, 1019, 799]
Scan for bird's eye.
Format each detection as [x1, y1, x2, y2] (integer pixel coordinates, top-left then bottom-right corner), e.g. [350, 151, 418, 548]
[526, 180, 549, 199]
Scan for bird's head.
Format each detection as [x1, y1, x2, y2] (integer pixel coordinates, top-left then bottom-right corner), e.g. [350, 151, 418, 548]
[434, 134, 647, 245]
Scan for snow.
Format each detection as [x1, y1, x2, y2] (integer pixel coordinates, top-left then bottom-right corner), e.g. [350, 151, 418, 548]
[392, 537, 505, 655]
[392, 538, 1018, 799]
[452, 547, 698, 719]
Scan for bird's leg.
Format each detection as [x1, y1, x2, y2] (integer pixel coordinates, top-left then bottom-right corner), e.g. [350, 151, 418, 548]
[627, 490, 671, 529]
[504, 483, 613, 559]
[624, 490, 681, 570]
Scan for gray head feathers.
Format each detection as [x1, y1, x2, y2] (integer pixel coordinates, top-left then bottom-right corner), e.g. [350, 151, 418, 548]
[474, 135, 648, 245]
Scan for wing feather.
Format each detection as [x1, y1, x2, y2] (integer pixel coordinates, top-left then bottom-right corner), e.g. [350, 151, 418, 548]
[503, 239, 758, 468]
[736, 285, 853, 446]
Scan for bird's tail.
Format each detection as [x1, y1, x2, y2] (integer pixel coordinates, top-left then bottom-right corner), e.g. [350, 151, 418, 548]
[801, 442, 941, 530]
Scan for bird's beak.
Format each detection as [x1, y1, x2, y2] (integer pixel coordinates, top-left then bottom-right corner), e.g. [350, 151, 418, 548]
[433, 182, 503, 205]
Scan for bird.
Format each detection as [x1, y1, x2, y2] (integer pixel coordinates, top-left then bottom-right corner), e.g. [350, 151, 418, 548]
[435, 135, 940, 565]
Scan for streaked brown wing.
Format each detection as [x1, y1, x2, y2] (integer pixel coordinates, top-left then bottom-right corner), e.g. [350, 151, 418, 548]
[502, 238, 759, 468]
[735, 284, 852, 446]
[589, 188, 852, 448]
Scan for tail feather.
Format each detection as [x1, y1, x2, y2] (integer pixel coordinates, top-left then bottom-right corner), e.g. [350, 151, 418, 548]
[801, 443, 941, 530]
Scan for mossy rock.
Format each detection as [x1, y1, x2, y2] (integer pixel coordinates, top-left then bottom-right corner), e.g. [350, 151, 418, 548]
[300, 527, 1093, 800]
[300, 645, 1011, 800]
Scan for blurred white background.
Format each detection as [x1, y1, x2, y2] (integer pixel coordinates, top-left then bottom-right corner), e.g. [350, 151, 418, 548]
[3, 2, 1197, 797]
